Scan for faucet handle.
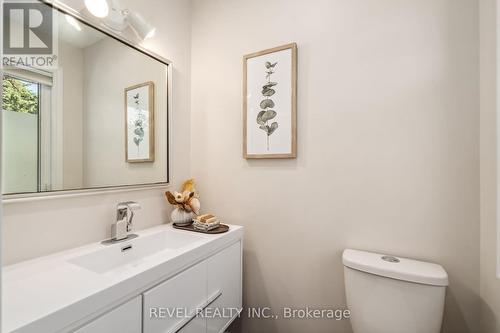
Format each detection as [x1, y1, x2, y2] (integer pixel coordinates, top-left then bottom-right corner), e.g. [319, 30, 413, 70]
[116, 201, 141, 232]
[117, 201, 141, 211]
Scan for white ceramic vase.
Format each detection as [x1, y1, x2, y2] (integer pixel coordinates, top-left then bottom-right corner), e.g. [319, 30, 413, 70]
[171, 208, 194, 226]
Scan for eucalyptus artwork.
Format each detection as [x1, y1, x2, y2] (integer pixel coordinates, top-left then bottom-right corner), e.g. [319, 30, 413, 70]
[132, 93, 146, 152]
[257, 61, 279, 150]
[243, 43, 297, 159]
[125, 81, 155, 162]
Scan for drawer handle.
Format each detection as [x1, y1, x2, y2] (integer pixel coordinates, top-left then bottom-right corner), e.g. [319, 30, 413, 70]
[171, 290, 223, 333]
[205, 289, 223, 307]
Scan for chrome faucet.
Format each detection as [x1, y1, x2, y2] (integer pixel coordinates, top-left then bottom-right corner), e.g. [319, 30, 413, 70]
[111, 201, 141, 241]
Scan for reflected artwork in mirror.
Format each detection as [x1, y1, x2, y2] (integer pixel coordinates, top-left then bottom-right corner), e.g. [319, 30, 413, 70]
[125, 82, 155, 163]
[1, 1, 170, 197]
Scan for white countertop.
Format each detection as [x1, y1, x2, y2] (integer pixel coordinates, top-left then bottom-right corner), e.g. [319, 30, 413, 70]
[2, 223, 243, 333]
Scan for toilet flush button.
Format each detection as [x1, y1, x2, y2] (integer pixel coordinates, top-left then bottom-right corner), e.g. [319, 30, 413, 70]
[381, 255, 400, 263]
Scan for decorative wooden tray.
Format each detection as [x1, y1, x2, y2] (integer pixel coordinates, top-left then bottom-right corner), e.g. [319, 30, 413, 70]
[173, 222, 229, 234]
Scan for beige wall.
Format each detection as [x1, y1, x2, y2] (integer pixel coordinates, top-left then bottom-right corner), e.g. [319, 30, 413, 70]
[479, 0, 500, 332]
[190, 0, 480, 332]
[59, 41, 84, 189]
[2, 0, 192, 265]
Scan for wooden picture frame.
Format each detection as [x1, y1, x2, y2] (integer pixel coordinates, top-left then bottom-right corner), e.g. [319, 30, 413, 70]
[125, 81, 155, 162]
[243, 43, 297, 159]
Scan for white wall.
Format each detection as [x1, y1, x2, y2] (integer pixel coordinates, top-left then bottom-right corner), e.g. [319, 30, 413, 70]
[82, 38, 168, 187]
[190, 0, 480, 332]
[479, 0, 500, 331]
[2, 0, 192, 265]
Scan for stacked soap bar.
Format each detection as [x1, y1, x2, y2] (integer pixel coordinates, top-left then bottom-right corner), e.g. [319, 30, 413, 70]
[193, 214, 220, 231]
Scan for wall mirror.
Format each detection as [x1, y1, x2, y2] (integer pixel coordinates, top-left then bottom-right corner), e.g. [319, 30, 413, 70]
[1, 1, 170, 198]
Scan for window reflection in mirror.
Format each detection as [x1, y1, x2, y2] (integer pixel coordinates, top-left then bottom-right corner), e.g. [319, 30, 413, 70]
[1, 3, 169, 196]
[2, 76, 41, 194]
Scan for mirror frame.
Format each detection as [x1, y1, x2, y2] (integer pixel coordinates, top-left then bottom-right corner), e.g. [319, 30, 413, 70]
[2, 0, 172, 202]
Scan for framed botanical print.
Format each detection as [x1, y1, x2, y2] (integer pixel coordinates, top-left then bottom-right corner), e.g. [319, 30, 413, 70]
[243, 43, 297, 159]
[125, 81, 155, 162]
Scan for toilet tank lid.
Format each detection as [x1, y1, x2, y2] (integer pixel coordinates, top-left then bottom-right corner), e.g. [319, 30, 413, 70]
[342, 249, 449, 287]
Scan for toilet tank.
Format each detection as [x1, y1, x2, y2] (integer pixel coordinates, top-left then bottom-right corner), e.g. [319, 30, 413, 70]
[343, 249, 448, 333]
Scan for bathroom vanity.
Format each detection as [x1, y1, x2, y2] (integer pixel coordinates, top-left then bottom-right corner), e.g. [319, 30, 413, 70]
[2, 224, 243, 333]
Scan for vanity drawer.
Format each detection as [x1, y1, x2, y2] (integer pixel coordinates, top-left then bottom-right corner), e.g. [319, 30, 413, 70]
[143, 260, 208, 333]
[74, 296, 142, 333]
[206, 241, 242, 333]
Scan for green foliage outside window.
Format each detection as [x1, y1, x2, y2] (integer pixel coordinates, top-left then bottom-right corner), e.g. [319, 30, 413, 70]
[2, 76, 39, 114]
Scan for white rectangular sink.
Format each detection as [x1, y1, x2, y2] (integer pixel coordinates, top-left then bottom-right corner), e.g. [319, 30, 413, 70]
[69, 230, 204, 274]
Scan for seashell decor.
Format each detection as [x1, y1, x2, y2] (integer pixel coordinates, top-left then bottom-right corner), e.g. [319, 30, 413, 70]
[165, 179, 201, 225]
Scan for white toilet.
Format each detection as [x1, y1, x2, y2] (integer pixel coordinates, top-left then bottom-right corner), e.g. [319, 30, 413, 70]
[343, 249, 448, 333]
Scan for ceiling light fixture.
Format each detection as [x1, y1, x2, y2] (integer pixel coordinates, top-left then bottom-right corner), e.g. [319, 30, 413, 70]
[84, 0, 109, 18]
[126, 12, 156, 40]
[84, 0, 155, 40]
